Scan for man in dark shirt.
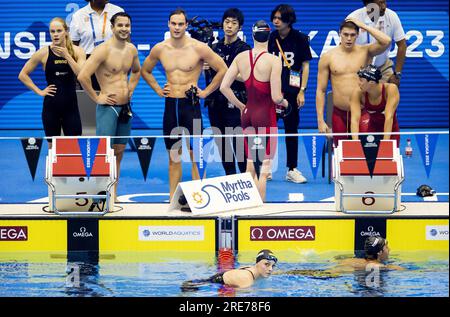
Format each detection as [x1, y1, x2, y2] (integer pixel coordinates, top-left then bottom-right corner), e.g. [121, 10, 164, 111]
[268, 4, 312, 183]
[205, 8, 251, 175]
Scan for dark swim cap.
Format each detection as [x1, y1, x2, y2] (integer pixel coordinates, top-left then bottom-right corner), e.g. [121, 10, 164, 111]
[256, 249, 278, 264]
[357, 64, 382, 83]
[416, 184, 436, 197]
[252, 20, 271, 42]
[364, 236, 386, 259]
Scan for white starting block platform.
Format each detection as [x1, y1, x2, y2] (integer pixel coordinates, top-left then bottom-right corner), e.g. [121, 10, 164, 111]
[45, 137, 117, 216]
[333, 139, 404, 214]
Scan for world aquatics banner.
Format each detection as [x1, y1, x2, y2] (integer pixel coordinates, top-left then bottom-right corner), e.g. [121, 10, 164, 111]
[0, 0, 448, 130]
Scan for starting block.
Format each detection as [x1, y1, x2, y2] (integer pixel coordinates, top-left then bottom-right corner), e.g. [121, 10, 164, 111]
[45, 137, 117, 215]
[333, 139, 404, 214]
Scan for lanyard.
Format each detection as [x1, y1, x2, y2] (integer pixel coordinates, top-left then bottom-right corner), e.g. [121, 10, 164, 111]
[102, 13, 108, 38]
[89, 13, 97, 42]
[89, 12, 108, 42]
[275, 38, 291, 69]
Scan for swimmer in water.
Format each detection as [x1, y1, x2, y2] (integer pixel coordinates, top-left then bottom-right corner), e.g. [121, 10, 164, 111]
[331, 236, 404, 272]
[280, 236, 404, 279]
[181, 249, 277, 291]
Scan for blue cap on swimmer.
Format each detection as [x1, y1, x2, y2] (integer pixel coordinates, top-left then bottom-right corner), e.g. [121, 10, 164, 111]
[364, 236, 386, 260]
[252, 20, 271, 43]
[357, 64, 382, 83]
[256, 249, 278, 264]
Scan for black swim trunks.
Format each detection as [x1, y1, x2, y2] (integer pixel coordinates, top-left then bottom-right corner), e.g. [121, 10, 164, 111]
[163, 97, 203, 150]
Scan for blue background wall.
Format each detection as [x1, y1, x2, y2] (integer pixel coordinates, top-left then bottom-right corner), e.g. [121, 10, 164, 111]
[0, 0, 448, 130]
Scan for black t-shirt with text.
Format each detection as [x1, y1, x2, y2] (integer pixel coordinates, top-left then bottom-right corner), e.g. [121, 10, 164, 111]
[268, 28, 312, 95]
[209, 37, 251, 95]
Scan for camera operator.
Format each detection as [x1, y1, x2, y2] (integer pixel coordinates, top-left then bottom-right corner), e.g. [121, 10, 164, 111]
[188, 16, 221, 46]
[204, 8, 251, 175]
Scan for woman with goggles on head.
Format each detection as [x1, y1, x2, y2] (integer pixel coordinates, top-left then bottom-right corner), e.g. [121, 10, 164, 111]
[329, 236, 404, 273]
[279, 236, 403, 280]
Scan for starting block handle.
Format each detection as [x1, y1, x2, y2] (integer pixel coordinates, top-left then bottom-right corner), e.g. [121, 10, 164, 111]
[54, 194, 107, 199]
[342, 193, 396, 198]
[334, 178, 404, 215]
[341, 209, 399, 215]
[53, 211, 110, 217]
[46, 179, 116, 216]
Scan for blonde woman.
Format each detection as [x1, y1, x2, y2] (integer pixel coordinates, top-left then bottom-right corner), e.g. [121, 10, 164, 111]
[19, 17, 86, 147]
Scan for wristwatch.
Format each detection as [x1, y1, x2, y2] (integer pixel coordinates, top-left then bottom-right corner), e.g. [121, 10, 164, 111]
[394, 72, 402, 79]
[300, 87, 307, 92]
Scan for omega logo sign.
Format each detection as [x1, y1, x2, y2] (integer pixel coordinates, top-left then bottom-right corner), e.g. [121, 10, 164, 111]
[250, 226, 315, 241]
[73, 227, 93, 238]
[360, 226, 381, 237]
[0, 226, 28, 241]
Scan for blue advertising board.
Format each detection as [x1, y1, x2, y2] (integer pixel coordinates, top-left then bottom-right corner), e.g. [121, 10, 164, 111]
[0, 0, 448, 130]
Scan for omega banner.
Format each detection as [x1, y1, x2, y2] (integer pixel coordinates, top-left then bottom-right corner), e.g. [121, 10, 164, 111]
[169, 173, 263, 215]
[237, 219, 356, 261]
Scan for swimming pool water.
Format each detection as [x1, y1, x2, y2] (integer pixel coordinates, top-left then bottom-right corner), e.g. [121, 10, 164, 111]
[0, 253, 448, 297]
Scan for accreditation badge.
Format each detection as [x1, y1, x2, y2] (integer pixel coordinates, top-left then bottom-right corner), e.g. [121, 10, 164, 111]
[289, 70, 301, 88]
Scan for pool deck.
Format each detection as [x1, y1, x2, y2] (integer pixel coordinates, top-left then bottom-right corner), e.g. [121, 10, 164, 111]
[0, 202, 448, 218]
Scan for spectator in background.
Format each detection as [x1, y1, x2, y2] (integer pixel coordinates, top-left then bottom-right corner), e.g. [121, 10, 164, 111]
[347, 0, 407, 86]
[70, 0, 124, 90]
[268, 4, 312, 184]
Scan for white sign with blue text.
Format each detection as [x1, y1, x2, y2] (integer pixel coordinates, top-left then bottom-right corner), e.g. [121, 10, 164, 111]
[169, 173, 263, 215]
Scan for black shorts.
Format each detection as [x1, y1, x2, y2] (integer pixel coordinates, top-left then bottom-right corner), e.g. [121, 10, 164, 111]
[163, 97, 203, 150]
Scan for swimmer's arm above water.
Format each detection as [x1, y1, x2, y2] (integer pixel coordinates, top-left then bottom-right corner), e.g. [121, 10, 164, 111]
[141, 44, 168, 97]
